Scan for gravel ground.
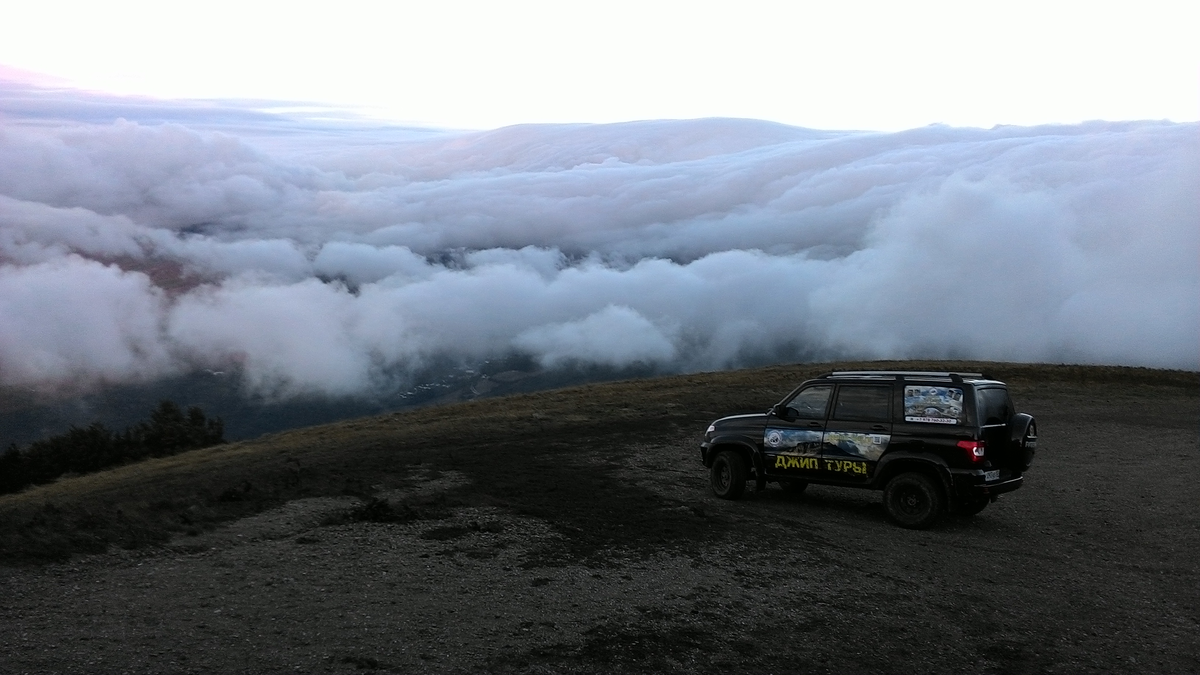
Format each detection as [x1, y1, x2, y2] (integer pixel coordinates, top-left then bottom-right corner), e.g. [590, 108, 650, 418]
[1, 381, 1197, 674]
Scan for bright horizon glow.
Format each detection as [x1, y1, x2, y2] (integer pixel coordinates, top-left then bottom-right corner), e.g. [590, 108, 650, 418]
[1, 0, 1197, 131]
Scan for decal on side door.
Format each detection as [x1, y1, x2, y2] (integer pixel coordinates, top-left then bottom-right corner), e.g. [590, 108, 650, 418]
[823, 432, 890, 461]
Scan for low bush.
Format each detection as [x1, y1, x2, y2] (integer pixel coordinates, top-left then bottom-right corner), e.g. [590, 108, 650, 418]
[0, 401, 224, 495]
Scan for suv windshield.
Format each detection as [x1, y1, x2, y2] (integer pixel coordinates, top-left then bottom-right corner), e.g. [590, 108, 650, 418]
[787, 386, 831, 419]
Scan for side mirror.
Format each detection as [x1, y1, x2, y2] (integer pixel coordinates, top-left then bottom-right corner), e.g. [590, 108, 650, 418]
[769, 403, 796, 421]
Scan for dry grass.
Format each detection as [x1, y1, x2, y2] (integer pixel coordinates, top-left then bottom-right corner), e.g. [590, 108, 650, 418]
[1, 360, 1194, 565]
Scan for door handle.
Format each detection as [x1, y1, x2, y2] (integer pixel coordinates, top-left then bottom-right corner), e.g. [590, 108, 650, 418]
[871, 425, 887, 431]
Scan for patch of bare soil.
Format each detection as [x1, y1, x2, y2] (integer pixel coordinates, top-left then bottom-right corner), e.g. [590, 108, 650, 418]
[0, 365, 1197, 673]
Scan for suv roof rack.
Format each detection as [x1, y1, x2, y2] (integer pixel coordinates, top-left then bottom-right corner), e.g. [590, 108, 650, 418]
[819, 370, 991, 382]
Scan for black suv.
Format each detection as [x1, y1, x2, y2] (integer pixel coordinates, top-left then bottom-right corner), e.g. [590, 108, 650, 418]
[699, 371, 1037, 528]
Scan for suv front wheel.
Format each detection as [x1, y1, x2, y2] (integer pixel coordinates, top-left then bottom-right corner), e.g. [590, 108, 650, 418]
[710, 450, 747, 500]
[883, 472, 944, 529]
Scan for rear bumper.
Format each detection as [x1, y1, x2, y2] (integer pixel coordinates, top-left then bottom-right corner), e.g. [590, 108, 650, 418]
[951, 471, 1023, 500]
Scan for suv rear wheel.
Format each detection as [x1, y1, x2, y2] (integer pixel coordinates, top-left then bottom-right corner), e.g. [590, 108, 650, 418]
[883, 472, 944, 529]
[1017, 422, 1038, 472]
[710, 451, 747, 500]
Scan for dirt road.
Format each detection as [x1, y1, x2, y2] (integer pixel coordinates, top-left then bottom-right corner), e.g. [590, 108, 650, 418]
[1, 379, 1197, 673]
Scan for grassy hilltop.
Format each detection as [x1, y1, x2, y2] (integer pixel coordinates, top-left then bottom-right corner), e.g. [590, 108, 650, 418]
[1, 360, 1193, 566]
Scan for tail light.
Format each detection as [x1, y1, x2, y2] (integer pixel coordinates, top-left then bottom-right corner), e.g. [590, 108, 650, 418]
[957, 440, 986, 464]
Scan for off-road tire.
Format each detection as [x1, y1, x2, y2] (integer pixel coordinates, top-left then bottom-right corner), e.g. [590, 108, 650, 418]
[883, 472, 944, 529]
[1018, 423, 1038, 472]
[779, 480, 808, 494]
[710, 451, 747, 500]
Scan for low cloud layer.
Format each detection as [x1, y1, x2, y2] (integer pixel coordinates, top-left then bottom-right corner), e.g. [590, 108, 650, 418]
[1, 80, 1196, 398]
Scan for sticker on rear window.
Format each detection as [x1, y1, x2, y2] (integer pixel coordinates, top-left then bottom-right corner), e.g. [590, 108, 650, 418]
[904, 386, 964, 424]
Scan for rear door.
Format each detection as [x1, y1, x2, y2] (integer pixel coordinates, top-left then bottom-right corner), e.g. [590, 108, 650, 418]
[976, 386, 1018, 471]
[821, 384, 893, 483]
[763, 384, 830, 481]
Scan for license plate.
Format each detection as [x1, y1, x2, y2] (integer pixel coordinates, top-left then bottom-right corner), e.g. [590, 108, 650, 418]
[984, 470, 1000, 482]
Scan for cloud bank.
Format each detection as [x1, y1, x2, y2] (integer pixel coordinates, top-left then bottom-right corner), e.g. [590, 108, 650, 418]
[1, 80, 1196, 398]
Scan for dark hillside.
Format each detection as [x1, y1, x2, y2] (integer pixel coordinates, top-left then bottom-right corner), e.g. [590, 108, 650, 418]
[0, 356, 650, 448]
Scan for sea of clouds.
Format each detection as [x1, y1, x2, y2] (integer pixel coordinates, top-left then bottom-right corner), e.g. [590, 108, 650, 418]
[1, 79, 1197, 400]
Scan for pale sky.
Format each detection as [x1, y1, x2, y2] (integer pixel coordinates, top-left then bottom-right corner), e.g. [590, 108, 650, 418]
[0, 0, 1197, 130]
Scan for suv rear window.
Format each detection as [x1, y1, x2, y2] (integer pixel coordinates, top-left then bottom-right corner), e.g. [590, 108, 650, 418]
[976, 387, 1013, 425]
[904, 386, 965, 424]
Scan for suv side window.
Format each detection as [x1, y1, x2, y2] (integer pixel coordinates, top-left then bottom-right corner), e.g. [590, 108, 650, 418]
[904, 385, 965, 424]
[787, 386, 832, 420]
[832, 385, 891, 422]
[976, 387, 1013, 425]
